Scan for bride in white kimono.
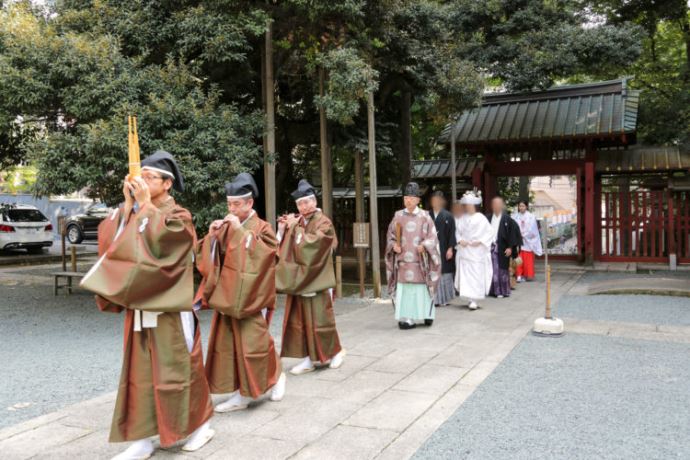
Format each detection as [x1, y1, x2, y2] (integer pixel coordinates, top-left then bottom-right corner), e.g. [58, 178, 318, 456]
[454, 190, 494, 310]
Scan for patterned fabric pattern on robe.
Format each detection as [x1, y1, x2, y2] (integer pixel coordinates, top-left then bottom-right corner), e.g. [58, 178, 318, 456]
[384, 208, 441, 299]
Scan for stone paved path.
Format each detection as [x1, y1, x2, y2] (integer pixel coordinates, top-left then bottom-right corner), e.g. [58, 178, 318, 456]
[0, 270, 581, 460]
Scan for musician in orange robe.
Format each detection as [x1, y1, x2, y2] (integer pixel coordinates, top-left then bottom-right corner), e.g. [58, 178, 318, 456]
[81, 151, 214, 460]
[276, 179, 345, 375]
[195, 173, 286, 412]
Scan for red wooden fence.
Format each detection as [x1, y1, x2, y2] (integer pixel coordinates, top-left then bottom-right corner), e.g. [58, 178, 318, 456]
[674, 191, 690, 264]
[600, 190, 668, 262]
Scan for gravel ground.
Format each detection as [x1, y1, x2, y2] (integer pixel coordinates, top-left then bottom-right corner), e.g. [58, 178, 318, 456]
[414, 332, 690, 460]
[1, 265, 367, 429]
[556, 294, 690, 325]
[1, 285, 126, 428]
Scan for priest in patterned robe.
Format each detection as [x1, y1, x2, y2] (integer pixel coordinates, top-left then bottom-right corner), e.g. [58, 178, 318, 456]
[195, 173, 286, 413]
[276, 179, 345, 375]
[384, 182, 442, 330]
[81, 151, 214, 460]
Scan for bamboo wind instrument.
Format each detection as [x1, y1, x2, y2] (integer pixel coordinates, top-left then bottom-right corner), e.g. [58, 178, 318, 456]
[128, 115, 141, 178]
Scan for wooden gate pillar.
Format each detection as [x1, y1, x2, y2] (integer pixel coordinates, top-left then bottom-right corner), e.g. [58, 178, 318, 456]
[483, 171, 496, 210]
[471, 167, 482, 194]
[576, 167, 584, 262]
[667, 183, 677, 270]
[584, 161, 595, 265]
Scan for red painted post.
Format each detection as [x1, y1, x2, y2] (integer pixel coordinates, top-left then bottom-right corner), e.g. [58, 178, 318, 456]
[471, 167, 482, 191]
[604, 192, 610, 256]
[584, 162, 595, 264]
[649, 191, 659, 257]
[667, 190, 676, 263]
[483, 171, 494, 209]
[641, 192, 651, 257]
[576, 167, 583, 260]
[593, 172, 602, 259]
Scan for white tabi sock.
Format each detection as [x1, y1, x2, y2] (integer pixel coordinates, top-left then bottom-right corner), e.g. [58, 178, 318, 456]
[214, 391, 253, 413]
[269, 372, 287, 401]
[329, 349, 347, 369]
[289, 356, 315, 375]
[111, 438, 154, 460]
[182, 421, 215, 452]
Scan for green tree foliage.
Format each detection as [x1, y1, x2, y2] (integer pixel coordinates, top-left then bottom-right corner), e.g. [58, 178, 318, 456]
[0, 0, 648, 228]
[450, 0, 643, 91]
[0, 1, 264, 231]
[584, 0, 689, 146]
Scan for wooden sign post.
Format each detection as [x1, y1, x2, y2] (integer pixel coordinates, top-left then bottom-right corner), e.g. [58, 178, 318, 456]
[533, 218, 564, 336]
[58, 216, 67, 271]
[353, 223, 370, 249]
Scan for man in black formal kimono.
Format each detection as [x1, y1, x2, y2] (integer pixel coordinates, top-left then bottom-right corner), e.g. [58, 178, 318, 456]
[487, 196, 522, 298]
[430, 191, 456, 306]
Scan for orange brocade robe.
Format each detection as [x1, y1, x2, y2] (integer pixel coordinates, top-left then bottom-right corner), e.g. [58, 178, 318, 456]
[195, 212, 282, 398]
[276, 211, 342, 363]
[80, 198, 213, 447]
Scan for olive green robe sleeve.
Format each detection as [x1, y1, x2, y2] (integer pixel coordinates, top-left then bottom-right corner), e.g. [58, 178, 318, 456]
[196, 216, 277, 318]
[93, 207, 127, 313]
[81, 201, 196, 312]
[275, 213, 337, 295]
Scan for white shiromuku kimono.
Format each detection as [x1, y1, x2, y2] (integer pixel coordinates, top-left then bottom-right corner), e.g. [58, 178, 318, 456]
[511, 210, 543, 256]
[454, 212, 494, 300]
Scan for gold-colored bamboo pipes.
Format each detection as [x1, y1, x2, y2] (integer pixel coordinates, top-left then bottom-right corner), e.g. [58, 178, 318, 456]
[128, 115, 141, 178]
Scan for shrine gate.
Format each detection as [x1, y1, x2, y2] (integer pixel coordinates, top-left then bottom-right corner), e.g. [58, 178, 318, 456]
[414, 79, 690, 267]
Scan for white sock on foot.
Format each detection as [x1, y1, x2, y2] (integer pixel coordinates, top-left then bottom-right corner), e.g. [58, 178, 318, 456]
[270, 372, 287, 401]
[214, 392, 253, 413]
[289, 356, 315, 375]
[329, 349, 346, 369]
[182, 421, 215, 452]
[111, 438, 154, 460]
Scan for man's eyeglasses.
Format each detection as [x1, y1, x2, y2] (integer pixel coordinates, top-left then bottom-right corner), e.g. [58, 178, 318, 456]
[141, 174, 164, 182]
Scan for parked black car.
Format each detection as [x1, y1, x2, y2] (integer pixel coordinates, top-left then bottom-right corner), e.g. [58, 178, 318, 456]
[64, 203, 111, 244]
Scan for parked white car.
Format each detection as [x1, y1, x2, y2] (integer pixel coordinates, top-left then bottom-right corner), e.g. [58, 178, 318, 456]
[0, 204, 54, 254]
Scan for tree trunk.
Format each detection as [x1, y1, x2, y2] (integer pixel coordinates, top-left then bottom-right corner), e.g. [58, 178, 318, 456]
[399, 90, 412, 185]
[367, 91, 381, 298]
[681, 13, 690, 80]
[275, 120, 293, 215]
[319, 66, 333, 218]
[264, 20, 276, 229]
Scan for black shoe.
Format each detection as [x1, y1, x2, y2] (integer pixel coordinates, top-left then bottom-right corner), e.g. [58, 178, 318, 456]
[398, 321, 417, 330]
[424, 319, 433, 326]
